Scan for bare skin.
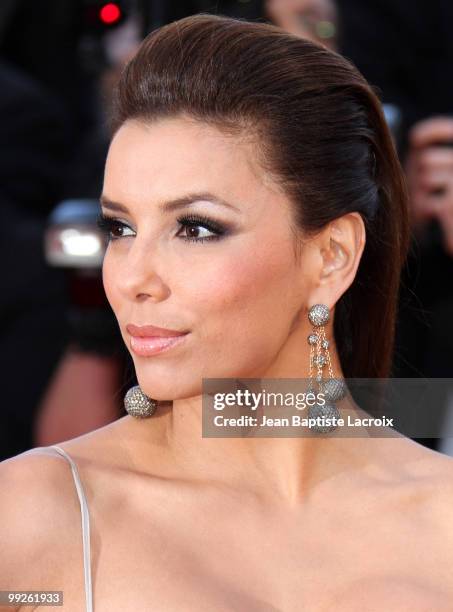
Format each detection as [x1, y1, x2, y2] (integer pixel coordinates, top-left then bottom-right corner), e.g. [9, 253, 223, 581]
[2, 116, 453, 611]
[3, 414, 453, 611]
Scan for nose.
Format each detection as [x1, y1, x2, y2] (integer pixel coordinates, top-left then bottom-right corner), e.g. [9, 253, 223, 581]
[116, 238, 170, 302]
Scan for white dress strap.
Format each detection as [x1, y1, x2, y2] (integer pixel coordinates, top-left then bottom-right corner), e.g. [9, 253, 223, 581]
[29, 445, 93, 612]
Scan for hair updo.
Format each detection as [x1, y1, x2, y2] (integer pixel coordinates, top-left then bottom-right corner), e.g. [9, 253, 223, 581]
[109, 13, 410, 379]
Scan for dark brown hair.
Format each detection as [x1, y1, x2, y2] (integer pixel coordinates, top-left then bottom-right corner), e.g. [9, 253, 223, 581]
[110, 13, 410, 379]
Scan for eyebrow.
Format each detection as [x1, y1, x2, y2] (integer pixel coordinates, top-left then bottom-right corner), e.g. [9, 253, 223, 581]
[99, 192, 241, 215]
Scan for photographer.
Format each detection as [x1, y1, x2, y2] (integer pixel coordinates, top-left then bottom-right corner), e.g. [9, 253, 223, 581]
[405, 116, 453, 256]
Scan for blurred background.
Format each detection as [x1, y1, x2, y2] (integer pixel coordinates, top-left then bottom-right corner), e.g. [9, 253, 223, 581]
[1, 0, 452, 460]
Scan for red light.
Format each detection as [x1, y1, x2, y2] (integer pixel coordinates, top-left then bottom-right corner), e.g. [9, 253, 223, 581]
[99, 3, 121, 25]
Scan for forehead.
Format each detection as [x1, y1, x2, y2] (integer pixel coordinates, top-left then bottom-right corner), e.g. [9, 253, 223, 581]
[104, 117, 282, 212]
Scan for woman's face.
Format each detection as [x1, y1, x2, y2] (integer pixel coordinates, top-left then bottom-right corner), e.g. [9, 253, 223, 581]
[101, 116, 314, 400]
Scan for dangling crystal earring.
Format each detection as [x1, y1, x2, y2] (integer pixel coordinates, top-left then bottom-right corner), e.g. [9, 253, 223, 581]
[306, 304, 347, 433]
[124, 385, 158, 418]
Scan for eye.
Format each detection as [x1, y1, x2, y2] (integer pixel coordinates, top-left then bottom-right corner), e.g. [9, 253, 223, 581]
[96, 212, 229, 244]
[96, 213, 135, 240]
[175, 214, 227, 243]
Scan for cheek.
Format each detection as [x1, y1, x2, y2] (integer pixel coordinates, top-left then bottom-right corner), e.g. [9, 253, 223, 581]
[101, 253, 113, 302]
[185, 244, 300, 363]
[101, 250, 122, 317]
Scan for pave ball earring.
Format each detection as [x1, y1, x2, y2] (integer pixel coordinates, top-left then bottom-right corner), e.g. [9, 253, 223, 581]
[306, 304, 347, 433]
[124, 385, 158, 418]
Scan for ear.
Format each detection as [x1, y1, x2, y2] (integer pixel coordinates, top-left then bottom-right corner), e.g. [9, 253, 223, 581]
[311, 212, 366, 307]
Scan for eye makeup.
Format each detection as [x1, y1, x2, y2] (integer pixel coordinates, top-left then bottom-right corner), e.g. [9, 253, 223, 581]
[96, 212, 230, 244]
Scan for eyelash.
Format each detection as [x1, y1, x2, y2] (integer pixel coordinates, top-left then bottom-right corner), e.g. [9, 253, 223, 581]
[96, 213, 227, 244]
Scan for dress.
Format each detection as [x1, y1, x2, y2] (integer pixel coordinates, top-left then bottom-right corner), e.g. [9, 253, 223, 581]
[28, 445, 93, 611]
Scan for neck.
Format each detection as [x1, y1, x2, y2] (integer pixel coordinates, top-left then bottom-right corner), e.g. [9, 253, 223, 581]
[128, 339, 380, 508]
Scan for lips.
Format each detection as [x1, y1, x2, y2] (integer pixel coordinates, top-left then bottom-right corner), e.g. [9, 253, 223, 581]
[126, 323, 189, 338]
[129, 333, 188, 357]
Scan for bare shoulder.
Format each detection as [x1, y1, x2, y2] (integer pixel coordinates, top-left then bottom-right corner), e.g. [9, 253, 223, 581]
[47, 414, 170, 476]
[0, 446, 83, 533]
[391, 437, 453, 543]
[358, 436, 453, 530]
[0, 447, 90, 600]
[400, 437, 453, 487]
[411, 441, 453, 512]
[0, 418, 147, 611]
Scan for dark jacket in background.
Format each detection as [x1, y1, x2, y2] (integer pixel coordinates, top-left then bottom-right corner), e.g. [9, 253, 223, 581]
[0, 60, 71, 460]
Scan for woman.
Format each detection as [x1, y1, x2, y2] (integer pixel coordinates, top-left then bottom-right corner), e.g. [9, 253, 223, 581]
[2, 13, 453, 611]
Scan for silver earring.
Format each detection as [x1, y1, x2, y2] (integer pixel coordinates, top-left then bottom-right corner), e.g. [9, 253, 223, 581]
[307, 304, 347, 433]
[124, 385, 158, 418]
